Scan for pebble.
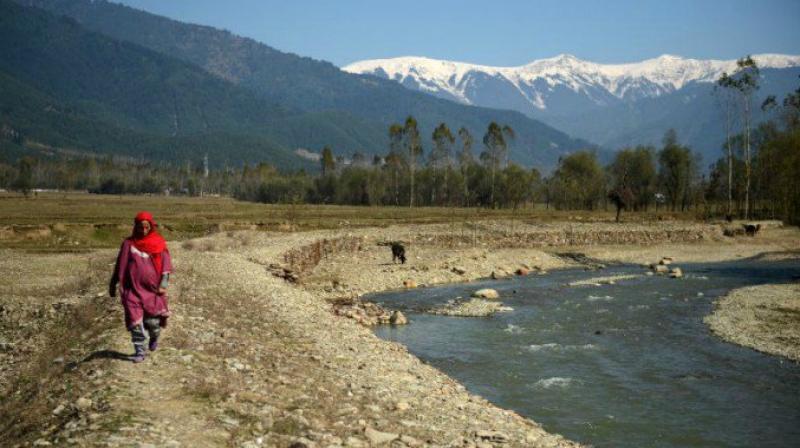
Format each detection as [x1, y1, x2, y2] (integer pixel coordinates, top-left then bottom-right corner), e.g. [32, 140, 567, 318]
[74, 397, 92, 411]
[52, 404, 66, 416]
[364, 427, 399, 445]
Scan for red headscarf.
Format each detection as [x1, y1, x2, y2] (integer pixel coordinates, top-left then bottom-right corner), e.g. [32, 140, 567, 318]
[131, 211, 168, 274]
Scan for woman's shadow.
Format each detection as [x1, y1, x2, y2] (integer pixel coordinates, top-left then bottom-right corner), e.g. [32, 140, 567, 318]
[80, 350, 133, 363]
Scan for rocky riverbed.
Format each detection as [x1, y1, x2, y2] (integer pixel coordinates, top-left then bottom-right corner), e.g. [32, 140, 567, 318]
[2, 220, 798, 447]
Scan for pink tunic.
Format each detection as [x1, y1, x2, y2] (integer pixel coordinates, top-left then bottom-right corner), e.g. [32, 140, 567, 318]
[113, 239, 172, 329]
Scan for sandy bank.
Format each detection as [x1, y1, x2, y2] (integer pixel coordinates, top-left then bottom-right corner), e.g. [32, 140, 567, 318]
[705, 283, 800, 362]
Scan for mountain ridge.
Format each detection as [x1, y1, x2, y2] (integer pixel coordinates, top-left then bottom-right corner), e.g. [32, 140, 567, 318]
[344, 53, 800, 106]
[345, 53, 800, 163]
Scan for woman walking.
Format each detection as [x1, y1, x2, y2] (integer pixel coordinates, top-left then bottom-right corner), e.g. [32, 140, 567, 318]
[109, 211, 172, 363]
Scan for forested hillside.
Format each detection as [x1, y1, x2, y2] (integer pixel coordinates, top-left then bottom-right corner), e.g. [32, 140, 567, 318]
[0, 0, 388, 168]
[16, 0, 599, 170]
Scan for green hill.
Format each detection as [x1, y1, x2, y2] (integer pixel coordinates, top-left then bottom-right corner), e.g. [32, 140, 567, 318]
[0, 0, 390, 168]
[16, 0, 600, 170]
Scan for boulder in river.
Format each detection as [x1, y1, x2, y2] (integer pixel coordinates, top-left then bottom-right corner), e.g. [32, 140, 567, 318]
[403, 279, 417, 289]
[651, 264, 669, 274]
[669, 267, 683, 278]
[472, 288, 499, 299]
[390, 310, 408, 325]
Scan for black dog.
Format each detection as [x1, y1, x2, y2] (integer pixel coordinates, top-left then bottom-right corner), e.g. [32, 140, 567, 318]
[391, 242, 406, 264]
[743, 224, 761, 237]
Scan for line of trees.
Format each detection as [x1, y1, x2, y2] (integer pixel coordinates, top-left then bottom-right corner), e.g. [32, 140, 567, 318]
[708, 71, 800, 224]
[2, 76, 798, 224]
[0, 121, 704, 216]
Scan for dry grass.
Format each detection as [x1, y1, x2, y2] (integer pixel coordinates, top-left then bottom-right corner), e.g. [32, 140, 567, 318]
[0, 294, 114, 445]
[0, 191, 702, 251]
[0, 250, 117, 446]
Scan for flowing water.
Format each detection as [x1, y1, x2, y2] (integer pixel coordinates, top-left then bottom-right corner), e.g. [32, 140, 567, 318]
[370, 260, 800, 448]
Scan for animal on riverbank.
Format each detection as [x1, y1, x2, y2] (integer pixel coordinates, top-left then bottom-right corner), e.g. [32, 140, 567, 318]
[743, 224, 761, 237]
[377, 240, 408, 264]
[391, 242, 406, 264]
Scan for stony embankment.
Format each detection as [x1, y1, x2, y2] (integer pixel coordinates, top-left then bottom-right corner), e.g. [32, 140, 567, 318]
[705, 283, 800, 362]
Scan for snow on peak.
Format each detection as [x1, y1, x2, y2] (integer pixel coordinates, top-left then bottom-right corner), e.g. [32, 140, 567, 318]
[343, 53, 800, 107]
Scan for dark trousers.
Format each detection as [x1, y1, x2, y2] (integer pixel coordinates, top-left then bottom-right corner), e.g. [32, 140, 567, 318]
[130, 317, 161, 349]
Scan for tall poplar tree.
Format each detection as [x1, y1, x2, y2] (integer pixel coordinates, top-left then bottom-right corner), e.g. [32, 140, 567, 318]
[387, 123, 405, 206]
[457, 127, 474, 206]
[431, 123, 455, 205]
[719, 56, 760, 219]
[481, 122, 514, 208]
[403, 116, 422, 207]
[320, 145, 335, 176]
[715, 73, 737, 218]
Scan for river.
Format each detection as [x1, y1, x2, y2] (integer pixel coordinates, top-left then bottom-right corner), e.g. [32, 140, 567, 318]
[370, 260, 800, 447]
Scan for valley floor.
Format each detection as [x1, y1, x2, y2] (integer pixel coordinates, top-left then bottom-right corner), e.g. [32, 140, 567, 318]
[1, 220, 798, 447]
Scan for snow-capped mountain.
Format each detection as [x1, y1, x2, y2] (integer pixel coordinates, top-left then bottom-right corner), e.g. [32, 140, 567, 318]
[344, 54, 800, 161]
[344, 53, 800, 111]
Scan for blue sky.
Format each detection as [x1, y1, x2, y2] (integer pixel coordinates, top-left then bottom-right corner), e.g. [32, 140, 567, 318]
[116, 0, 800, 67]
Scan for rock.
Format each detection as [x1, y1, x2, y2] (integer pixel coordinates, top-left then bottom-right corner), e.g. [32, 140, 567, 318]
[659, 257, 673, 265]
[669, 267, 683, 278]
[651, 264, 669, 274]
[472, 288, 499, 300]
[403, 279, 417, 289]
[224, 357, 249, 371]
[474, 430, 509, 444]
[75, 397, 92, 411]
[364, 427, 399, 445]
[219, 415, 240, 427]
[400, 435, 423, 447]
[394, 401, 410, 411]
[389, 310, 408, 325]
[491, 269, 510, 279]
[52, 404, 66, 416]
[344, 437, 367, 448]
[451, 266, 467, 275]
[515, 268, 529, 276]
[432, 299, 507, 317]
